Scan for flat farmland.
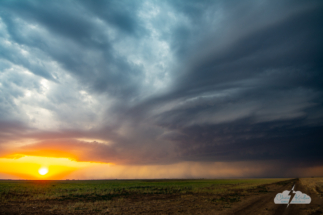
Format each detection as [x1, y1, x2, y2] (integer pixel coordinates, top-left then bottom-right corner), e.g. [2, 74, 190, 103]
[0, 178, 322, 214]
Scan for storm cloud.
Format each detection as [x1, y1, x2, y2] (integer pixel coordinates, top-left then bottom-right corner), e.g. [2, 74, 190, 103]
[0, 0, 322, 177]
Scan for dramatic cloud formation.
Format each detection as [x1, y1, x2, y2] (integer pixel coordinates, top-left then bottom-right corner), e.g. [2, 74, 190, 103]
[0, 0, 322, 178]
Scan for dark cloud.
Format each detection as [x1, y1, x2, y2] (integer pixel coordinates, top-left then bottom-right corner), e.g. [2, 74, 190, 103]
[0, 0, 145, 98]
[78, 0, 146, 36]
[0, 0, 323, 176]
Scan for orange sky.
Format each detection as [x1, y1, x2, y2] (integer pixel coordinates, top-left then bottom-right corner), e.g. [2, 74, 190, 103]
[1, 154, 323, 180]
[0, 155, 102, 180]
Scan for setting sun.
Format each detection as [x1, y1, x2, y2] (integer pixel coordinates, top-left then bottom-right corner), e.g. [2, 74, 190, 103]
[38, 167, 48, 175]
[0, 155, 102, 179]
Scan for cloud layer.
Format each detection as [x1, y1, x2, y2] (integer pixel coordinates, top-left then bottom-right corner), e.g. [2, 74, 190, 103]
[0, 0, 323, 176]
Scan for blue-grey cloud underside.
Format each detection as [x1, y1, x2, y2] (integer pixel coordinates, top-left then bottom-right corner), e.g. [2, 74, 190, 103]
[0, 0, 322, 175]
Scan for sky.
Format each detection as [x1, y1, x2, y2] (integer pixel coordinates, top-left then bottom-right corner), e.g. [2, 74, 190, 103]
[0, 0, 322, 179]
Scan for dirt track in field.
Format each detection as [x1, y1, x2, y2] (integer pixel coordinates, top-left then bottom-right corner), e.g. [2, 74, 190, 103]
[225, 179, 323, 215]
[1, 178, 322, 214]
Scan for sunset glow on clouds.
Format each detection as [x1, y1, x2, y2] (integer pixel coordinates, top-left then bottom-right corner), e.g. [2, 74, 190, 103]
[0, 0, 323, 179]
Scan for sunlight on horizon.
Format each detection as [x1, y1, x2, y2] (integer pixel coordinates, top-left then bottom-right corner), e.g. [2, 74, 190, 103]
[38, 167, 48, 175]
[0, 155, 110, 180]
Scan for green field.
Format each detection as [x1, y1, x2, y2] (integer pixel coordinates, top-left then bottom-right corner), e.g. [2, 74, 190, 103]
[0, 178, 293, 214]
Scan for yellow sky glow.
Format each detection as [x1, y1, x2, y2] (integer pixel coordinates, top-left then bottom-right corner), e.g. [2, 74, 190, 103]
[1, 155, 323, 180]
[0, 155, 107, 180]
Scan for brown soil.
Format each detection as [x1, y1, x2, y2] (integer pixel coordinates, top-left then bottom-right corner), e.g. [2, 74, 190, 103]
[224, 179, 323, 215]
[1, 179, 322, 215]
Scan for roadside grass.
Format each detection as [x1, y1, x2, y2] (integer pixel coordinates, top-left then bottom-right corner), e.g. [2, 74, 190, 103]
[300, 177, 323, 198]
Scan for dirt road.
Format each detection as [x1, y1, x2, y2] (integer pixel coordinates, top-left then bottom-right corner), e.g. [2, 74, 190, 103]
[225, 179, 323, 215]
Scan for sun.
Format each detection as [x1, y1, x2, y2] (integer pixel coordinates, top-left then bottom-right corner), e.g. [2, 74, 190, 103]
[38, 167, 48, 175]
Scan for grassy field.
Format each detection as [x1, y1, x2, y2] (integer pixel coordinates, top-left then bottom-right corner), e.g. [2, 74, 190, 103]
[300, 177, 323, 198]
[0, 178, 293, 214]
